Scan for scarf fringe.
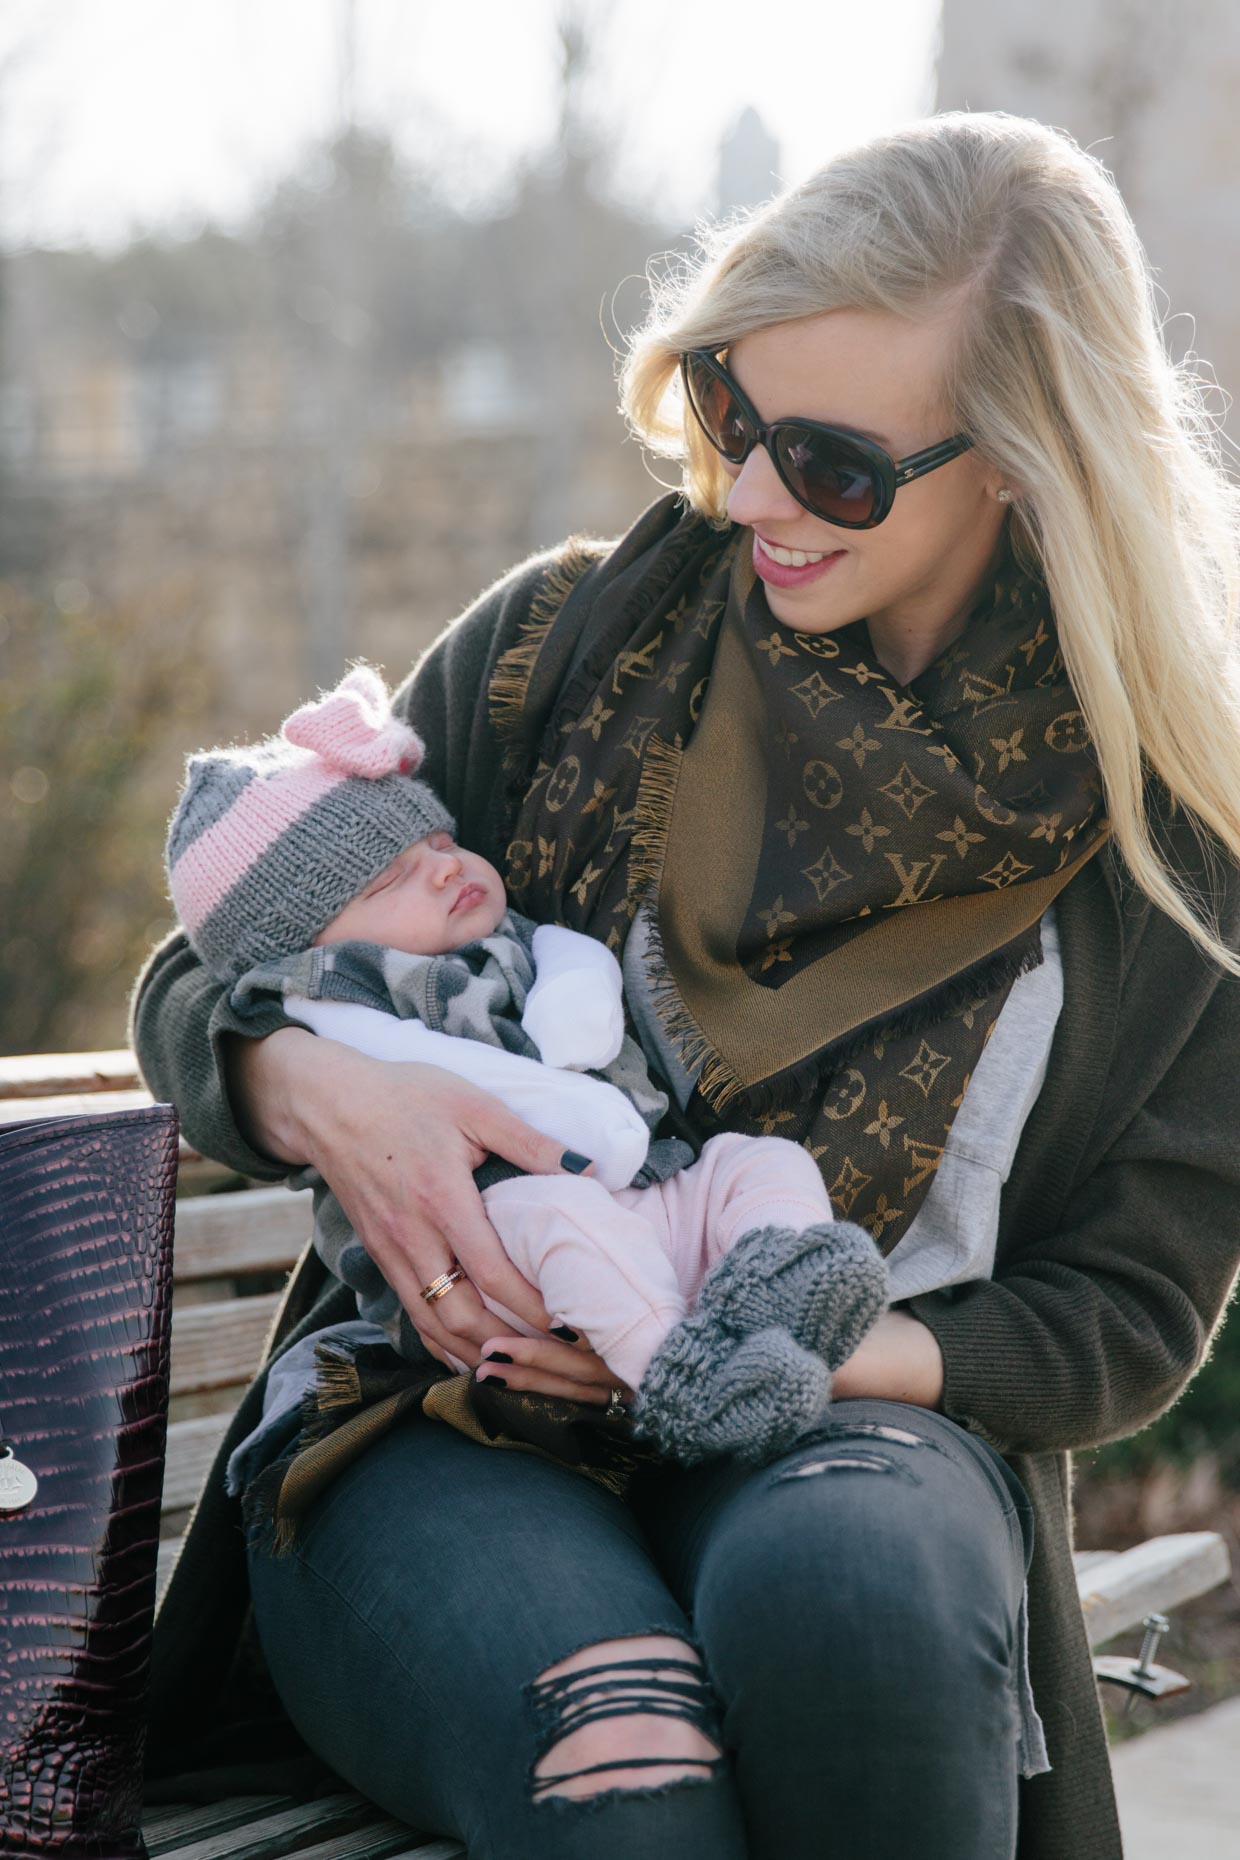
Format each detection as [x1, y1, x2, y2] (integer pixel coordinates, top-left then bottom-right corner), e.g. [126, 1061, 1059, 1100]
[239, 1448, 301, 1561]
[550, 517, 728, 752]
[488, 536, 610, 752]
[633, 868, 1047, 1120]
[311, 1352, 363, 1410]
[642, 905, 750, 1112]
[627, 733, 685, 905]
[625, 730, 781, 1111]
[238, 1341, 378, 1561]
[623, 731, 748, 1101]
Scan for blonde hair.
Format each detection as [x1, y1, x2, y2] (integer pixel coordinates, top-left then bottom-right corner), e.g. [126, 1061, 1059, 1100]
[618, 110, 1240, 973]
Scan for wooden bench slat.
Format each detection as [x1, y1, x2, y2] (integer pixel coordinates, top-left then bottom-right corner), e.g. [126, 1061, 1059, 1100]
[144, 1799, 295, 1854]
[156, 1534, 181, 1604]
[1071, 1550, 1116, 1577]
[149, 1794, 376, 1860]
[383, 1844, 465, 1860]
[249, 1817, 442, 1860]
[169, 1385, 262, 1426]
[171, 1294, 282, 1397]
[1077, 1531, 1232, 1647]
[145, 1798, 462, 1860]
[0, 1085, 209, 1164]
[0, 1048, 141, 1097]
[0, 1085, 155, 1124]
[164, 1413, 232, 1511]
[174, 1186, 309, 1280]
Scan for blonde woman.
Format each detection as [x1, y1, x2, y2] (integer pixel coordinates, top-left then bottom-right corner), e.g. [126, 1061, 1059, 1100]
[132, 112, 1240, 1860]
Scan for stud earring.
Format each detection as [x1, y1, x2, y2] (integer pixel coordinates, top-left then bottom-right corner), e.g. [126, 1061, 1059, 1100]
[996, 488, 1013, 504]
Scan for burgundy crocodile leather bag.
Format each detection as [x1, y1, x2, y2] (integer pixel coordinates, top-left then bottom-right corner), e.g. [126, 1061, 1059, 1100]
[0, 1102, 178, 1860]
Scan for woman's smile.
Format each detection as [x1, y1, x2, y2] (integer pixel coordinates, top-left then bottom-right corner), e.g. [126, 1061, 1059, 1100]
[752, 530, 847, 587]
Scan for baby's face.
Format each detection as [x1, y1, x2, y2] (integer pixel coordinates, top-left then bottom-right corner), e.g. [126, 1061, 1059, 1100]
[313, 829, 508, 955]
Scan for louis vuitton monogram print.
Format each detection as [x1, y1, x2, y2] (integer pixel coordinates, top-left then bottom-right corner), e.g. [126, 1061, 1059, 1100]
[726, 554, 1104, 988]
[488, 498, 1107, 1250]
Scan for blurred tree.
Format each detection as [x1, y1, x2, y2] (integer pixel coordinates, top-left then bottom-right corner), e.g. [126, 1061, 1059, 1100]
[0, 579, 208, 1052]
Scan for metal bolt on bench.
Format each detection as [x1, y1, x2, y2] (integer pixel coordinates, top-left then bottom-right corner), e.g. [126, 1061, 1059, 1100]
[1094, 1612, 1190, 1716]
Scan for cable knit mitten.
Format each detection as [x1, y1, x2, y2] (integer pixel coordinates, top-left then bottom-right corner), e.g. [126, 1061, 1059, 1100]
[694, 1219, 890, 1370]
[629, 1317, 832, 1467]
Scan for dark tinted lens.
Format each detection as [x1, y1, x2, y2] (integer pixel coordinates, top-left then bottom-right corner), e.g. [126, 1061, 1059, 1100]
[684, 355, 750, 461]
[776, 426, 878, 524]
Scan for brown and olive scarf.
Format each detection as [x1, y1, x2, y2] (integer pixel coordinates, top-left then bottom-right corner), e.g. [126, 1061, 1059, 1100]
[490, 492, 1109, 1254]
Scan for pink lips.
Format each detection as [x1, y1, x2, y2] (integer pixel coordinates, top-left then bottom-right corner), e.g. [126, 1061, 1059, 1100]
[752, 532, 845, 589]
[450, 882, 485, 914]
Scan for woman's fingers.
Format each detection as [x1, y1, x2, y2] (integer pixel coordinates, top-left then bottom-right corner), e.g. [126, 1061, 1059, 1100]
[369, 1240, 507, 1361]
[408, 1279, 514, 1360]
[294, 1052, 611, 1367]
[404, 1087, 603, 1343]
[466, 1094, 598, 1185]
[322, 1172, 521, 1363]
[438, 1183, 553, 1333]
[475, 1333, 636, 1405]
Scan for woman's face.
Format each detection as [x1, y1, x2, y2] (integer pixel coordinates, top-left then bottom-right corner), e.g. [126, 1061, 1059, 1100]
[312, 829, 508, 956]
[719, 306, 1009, 682]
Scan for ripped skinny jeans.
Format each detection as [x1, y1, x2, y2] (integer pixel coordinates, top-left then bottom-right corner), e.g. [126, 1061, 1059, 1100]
[244, 1395, 1036, 1860]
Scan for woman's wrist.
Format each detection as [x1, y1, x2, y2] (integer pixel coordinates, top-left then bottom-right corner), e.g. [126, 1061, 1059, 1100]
[831, 1309, 946, 1410]
[223, 1025, 323, 1167]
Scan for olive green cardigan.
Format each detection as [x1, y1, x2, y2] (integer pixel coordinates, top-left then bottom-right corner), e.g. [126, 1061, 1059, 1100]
[131, 510, 1240, 1859]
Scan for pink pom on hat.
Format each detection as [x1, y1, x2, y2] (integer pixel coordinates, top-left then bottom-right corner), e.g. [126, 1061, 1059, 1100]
[282, 664, 428, 779]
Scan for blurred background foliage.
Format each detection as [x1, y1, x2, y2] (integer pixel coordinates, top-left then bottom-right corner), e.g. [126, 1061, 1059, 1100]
[1083, 1318, 1240, 1488]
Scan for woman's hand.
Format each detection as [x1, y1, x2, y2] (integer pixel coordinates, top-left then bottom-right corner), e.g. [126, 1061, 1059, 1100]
[225, 1025, 625, 1393]
[830, 1308, 946, 1410]
[476, 1332, 637, 1408]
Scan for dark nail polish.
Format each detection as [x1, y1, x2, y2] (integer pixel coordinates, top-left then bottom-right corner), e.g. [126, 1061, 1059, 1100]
[560, 1150, 593, 1174]
[483, 1350, 514, 1364]
[477, 1373, 507, 1387]
[551, 1325, 579, 1342]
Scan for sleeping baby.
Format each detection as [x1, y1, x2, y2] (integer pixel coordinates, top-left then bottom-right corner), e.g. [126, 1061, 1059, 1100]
[164, 664, 889, 1466]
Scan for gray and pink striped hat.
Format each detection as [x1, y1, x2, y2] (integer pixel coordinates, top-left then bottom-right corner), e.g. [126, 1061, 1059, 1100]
[165, 664, 456, 983]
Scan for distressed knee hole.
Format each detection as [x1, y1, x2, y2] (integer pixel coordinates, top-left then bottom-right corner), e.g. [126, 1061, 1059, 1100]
[789, 1419, 948, 1456]
[525, 1633, 726, 1805]
[772, 1446, 919, 1484]
[768, 1420, 949, 1486]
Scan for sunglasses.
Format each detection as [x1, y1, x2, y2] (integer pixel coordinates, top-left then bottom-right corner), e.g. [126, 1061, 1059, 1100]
[679, 346, 974, 530]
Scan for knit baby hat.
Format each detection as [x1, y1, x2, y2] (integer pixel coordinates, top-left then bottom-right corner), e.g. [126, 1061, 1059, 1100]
[166, 664, 456, 983]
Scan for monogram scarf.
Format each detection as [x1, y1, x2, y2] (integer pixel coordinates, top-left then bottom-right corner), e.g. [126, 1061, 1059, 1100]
[490, 492, 1109, 1252]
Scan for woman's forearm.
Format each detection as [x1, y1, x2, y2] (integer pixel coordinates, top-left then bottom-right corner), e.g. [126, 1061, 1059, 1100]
[222, 1026, 324, 1167]
[832, 1309, 946, 1410]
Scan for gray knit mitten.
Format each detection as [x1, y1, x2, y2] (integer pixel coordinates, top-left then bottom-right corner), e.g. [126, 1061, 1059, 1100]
[630, 1320, 832, 1467]
[693, 1219, 890, 1369]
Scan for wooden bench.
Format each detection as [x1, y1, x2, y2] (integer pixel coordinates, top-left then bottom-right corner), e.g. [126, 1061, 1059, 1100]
[2, 1048, 1232, 1860]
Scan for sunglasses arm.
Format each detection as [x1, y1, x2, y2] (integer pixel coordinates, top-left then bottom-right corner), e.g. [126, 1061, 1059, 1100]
[895, 434, 975, 483]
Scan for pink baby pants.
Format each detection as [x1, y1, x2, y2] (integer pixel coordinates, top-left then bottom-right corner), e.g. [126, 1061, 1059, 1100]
[441, 1130, 834, 1388]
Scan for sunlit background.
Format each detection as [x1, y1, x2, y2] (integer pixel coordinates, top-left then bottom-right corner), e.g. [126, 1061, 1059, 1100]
[1, 0, 1233, 1045]
[2, 0, 1239, 1751]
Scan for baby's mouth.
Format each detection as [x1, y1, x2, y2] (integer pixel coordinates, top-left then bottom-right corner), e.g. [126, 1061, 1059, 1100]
[450, 882, 485, 914]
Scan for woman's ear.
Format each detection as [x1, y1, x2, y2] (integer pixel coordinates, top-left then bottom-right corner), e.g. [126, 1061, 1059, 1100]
[976, 454, 1017, 504]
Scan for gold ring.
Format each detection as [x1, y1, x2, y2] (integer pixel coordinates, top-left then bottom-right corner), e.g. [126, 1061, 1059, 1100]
[421, 1265, 466, 1303]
